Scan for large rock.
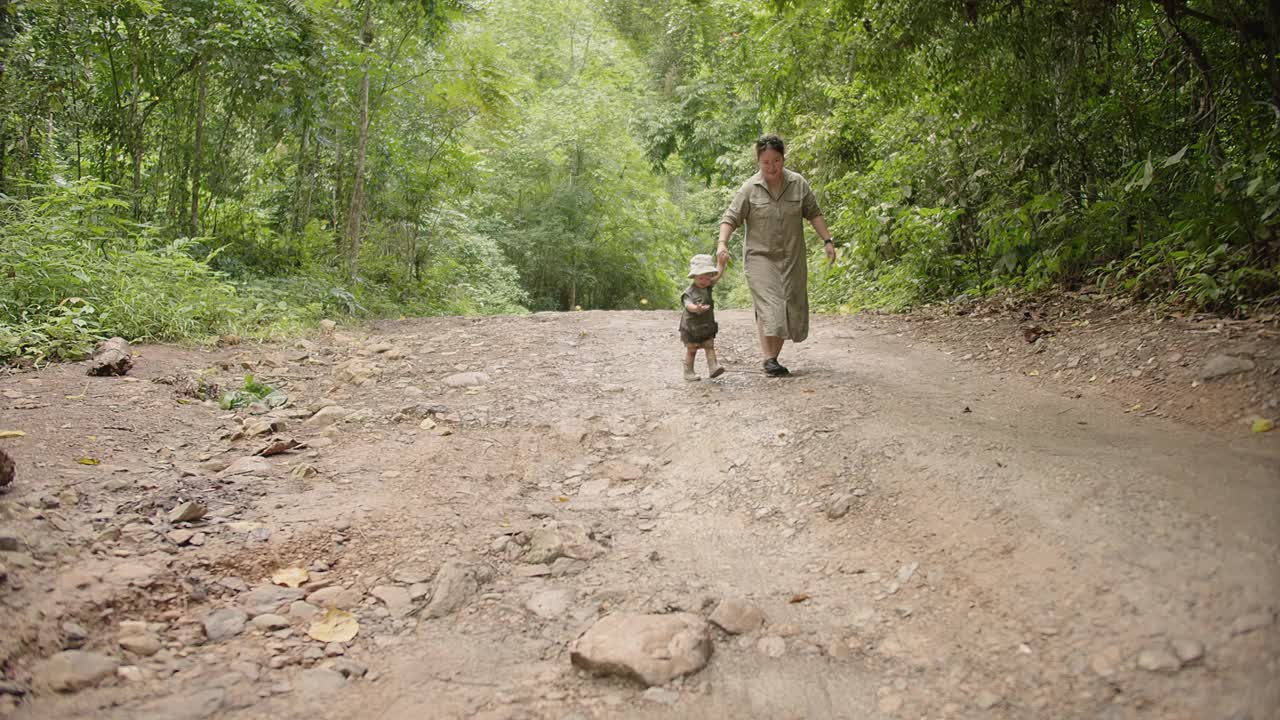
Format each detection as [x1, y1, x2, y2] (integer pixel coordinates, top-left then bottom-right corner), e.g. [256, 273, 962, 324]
[203, 608, 249, 642]
[522, 522, 604, 564]
[423, 559, 493, 619]
[1199, 354, 1255, 381]
[570, 613, 712, 687]
[239, 585, 305, 616]
[32, 651, 120, 692]
[87, 337, 132, 376]
[709, 597, 765, 635]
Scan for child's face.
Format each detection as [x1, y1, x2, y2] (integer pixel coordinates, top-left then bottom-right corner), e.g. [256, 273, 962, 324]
[693, 272, 717, 288]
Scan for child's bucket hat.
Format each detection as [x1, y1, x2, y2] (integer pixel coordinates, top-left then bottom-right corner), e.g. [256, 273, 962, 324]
[688, 254, 719, 278]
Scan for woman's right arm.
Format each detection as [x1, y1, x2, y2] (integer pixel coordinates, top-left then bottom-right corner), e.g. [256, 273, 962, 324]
[718, 185, 749, 263]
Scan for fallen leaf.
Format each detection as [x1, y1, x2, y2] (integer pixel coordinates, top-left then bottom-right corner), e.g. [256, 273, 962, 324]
[0, 430, 26, 439]
[1253, 418, 1275, 433]
[256, 439, 302, 457]
[1125, 403, 1143, 413]
[1027, 370, 1040, 377]
[271, 566, 309, 588]
[789, 593, 810, 604]
[76, 457, 100, 465]
[308, 608, 359, 643]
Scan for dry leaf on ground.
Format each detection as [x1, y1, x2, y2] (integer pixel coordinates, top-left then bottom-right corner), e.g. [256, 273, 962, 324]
[271, 566, 309, 588]
[308, 608, 359, 643]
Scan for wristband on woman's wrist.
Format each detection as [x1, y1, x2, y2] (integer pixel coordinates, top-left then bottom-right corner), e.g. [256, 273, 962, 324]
[823, 238, 834, 245]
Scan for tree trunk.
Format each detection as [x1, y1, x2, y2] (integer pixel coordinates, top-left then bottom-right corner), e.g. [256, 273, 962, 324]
[190, 56, 206, 237]
[291, 120, 311, 234]
[346, 0, 374, 282]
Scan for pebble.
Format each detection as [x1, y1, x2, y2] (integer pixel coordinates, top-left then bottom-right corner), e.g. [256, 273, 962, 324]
[306, 586, 364, 610]
[332, 658, 368, 678]
[61, 622, 89, 649]
[1199, 354, 1255, 381]
[878, 694, 904, 714]
[1090, 646, 1124, 678]
[240, 585, 305, 616]
[289, 601, 320, 619]
[118, 633, 163, 657]
[424, 560, 494, 619]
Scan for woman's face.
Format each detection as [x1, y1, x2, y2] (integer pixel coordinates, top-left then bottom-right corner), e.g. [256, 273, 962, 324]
[758, 148, 784, 183]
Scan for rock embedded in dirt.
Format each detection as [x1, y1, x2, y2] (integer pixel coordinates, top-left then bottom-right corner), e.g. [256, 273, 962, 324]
[570, 612, 713, 687]
[251, 614, 291, 631]
[332, 658, 367, 679]
[87, 337, 132, 376]
[240, 585, 306, 616]
[522, 522, 604, 564]
[166, 529, 196, 545]
[709, 598, 765, 635]
[642, 687, 679, 705]
[526, 589, 574, 619]
[1231, 611, 1274, 636]
[32, 651, 120, 692]
[391, 566, 433, 585]
[1172, 638, 1204, 665]
[371, 585, 414, 617]
[443, 372, 490, 388]
[1136, 646, 1182, 673]
[1089, 646, 1124, 678]
[1199, 354, 1255, 381]
[305, 406, 350, 428]
[119, 631, 163, 657]
[61, 622, 89, 649]
[756, 635, 786, 658]
[306, 586, 364, 610]
[973, 689, 1003, 710]
[423, 559, 494, 619]
[826, 494, 855, 520]
[203, 608, 249, 642]
[168, 501, 206, 523]
[219, 456, 273, 478]
[295, 668, 346, 694]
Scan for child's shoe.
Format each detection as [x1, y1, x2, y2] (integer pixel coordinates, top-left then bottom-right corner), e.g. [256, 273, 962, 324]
[705, 348, 724, 379]
[683, 362, 700, 382]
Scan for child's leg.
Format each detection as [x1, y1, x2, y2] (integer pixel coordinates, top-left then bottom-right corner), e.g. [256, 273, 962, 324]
[683, 344, 700, 381]
[704, 340, 724, 378]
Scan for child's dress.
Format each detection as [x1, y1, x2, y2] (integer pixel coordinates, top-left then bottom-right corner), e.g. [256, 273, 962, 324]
[680, 284, 718, 345]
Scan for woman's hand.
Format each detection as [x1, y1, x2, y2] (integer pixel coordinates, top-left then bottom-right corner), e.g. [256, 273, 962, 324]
[716, 243, 730, 265]
[824, 240, 837, 265]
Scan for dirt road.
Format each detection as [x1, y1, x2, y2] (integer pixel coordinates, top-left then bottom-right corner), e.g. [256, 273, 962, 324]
[1, 309, 1277, 719]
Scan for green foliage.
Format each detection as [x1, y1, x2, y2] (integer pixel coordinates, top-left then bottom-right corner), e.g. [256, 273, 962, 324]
[218, 373, 284, 409]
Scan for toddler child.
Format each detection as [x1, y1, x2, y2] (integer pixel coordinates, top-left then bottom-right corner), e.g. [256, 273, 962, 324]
[680, 253, 728, 381]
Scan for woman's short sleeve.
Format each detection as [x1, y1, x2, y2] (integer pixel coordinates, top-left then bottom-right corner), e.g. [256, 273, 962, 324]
[801, 178, 822, 220]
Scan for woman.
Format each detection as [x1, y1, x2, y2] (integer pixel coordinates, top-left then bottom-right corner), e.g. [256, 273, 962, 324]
[718, 135, 835, 376]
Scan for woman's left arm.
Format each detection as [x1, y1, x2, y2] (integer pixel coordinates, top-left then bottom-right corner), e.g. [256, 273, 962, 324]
[801, 180, 836, 264]
[809, 215, 836, 264]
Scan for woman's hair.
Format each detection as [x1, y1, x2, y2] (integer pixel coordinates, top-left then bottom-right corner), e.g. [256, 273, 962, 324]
[755, 134, 785, 157]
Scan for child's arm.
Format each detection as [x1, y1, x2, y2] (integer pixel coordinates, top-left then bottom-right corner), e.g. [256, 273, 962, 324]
[685, 300, 705, 313]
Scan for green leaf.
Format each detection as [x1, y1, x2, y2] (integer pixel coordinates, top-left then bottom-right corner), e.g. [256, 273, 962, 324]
[1161, 146, 1187, 167]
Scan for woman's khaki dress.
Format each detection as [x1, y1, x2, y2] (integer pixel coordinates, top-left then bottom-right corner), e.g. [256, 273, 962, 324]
[721, 168, 822, 342]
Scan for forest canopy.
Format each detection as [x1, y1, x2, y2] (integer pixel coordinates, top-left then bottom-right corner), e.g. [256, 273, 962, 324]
[2, 0, 1277, 361]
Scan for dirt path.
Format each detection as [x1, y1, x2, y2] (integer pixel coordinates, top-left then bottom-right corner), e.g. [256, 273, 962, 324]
[1, 310, 1277, 720]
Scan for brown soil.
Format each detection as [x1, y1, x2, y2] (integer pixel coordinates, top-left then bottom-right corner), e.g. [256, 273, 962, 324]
[0, 305, 1277, 720]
